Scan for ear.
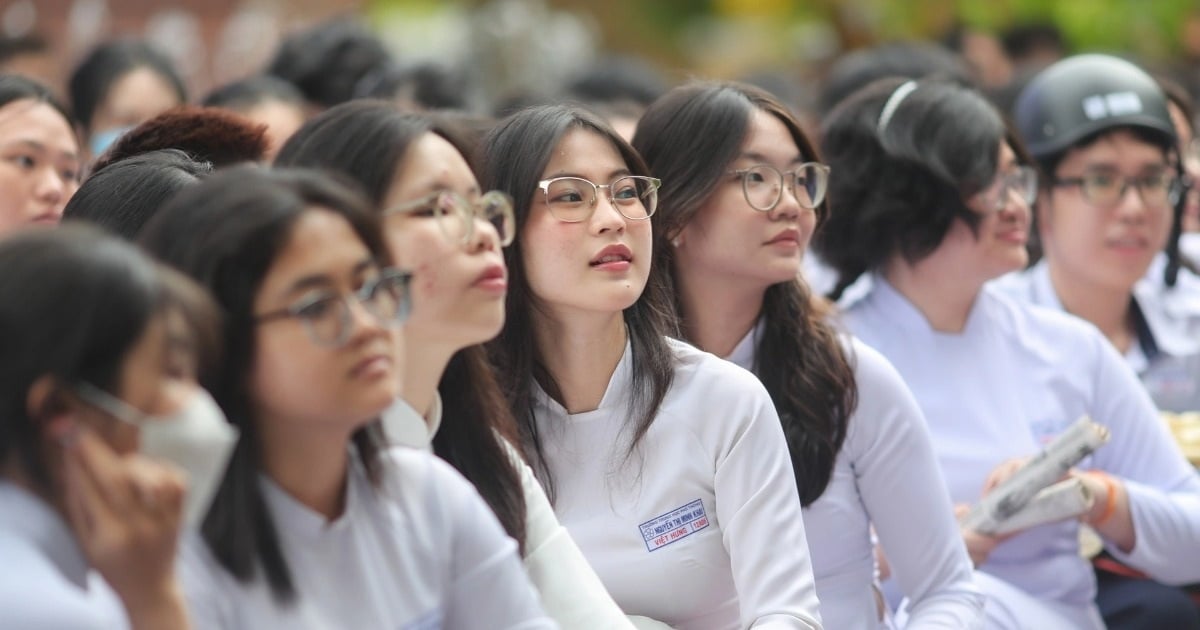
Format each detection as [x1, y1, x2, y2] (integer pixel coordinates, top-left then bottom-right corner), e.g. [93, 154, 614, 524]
[25, 375, 69, 429]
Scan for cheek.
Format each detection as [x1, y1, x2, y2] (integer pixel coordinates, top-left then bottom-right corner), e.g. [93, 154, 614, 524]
[251, 330, 332, 409]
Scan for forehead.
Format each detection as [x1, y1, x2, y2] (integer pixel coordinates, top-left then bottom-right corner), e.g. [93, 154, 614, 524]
[1056, 128, 1168, 172]
[738, 108, 801, 162]
[391, 132, 477, 195]
[0, 99, 76, 147]
[259, 208, 372, 294]
[542, 127, 628, 177]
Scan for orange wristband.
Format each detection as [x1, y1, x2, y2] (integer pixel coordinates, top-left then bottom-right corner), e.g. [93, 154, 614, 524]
[1088, 471, 1118, 526]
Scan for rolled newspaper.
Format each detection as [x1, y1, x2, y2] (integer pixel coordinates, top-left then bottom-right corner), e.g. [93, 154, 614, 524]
[962, 416, 1110, 533]
[984, 478, 1094, 536]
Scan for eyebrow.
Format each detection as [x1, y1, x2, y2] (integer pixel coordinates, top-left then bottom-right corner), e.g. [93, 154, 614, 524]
[280, 258, 377, 299]
[543, 168, 632, 182]
[0, 139, 80, 163]
[737, 151, 804, 165]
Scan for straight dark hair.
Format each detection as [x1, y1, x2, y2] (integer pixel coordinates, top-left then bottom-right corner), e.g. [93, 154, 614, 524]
[814, 77, 1011, 299]
[633, 81, 858, 506]
[479, 104, 676, 500]
[63, 148, 211, 239]
[274, 100, 527, 550]
[0, 224, 219, 492]
[139, 166, 390, 603]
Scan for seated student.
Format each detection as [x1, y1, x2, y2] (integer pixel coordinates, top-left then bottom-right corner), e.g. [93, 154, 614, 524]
[481, 104, 823, 629]
[1003, 54, 1200, 414]
[1002, 54, 1200, 629]
[139, 167, 554, 629]
[274, 100, 644, 629]
[815, 76, 1200, 629]
[0, 225, 228, 629]
[68, 39, 186, 159]
[0, 74, 80, 237]
[633, 80, 983, 629]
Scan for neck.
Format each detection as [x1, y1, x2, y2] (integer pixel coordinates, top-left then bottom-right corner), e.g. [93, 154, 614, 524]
[533, 309, 628, 414]
[675, 265, 764, 358]
[1047, 262, 1136, 353]
[258, 419, 353, 520]
[402, 336, 458, 419]
[884, 254, 981, 333]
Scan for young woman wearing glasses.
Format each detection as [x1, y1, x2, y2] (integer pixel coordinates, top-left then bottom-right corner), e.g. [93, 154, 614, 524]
[816, 76, 1200, 630]
[631, 81, 982, 630]
[481, 104, 821, 629]
[275, 100, 642, 628]
[139, 167, 552, 628]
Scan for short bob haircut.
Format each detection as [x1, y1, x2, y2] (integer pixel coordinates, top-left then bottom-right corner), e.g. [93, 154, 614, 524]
[814, 77, 1021, 299]
[0, 224, 219, 492]
[68, 39, 187, 134]
[63, 148, 212, 239]
[479, 104, 676, 499]
[139, 166, 390, 602]
[633, 81, 858, 507]
[273, 100, 528, 551]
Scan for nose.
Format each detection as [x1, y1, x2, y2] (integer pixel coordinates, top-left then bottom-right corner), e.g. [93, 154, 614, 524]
[590, 191, 626, 235]
[466, 215, 501, 253]
[1113, 182, 1149, 223]
[344, 294, 394, 347]
[769, 182, 802, 221]
[34, 168, 66, 207]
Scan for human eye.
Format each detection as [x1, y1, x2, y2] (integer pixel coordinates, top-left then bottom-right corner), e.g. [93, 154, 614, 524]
[611, 179, 639, 202]
[9, 154, 35, 169]
[294, 294, 338, 320]
[548, 180, 588, 205]
[1085, 171, 1118, 189]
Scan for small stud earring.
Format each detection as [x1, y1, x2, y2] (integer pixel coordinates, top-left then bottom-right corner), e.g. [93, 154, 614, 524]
[671, 236, 682, 248]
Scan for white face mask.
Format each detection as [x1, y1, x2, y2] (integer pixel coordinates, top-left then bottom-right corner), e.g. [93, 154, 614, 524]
[76, 383, 239, 527]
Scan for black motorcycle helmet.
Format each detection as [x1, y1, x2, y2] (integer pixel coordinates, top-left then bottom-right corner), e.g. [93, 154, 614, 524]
[1015, 54, 1185, 286]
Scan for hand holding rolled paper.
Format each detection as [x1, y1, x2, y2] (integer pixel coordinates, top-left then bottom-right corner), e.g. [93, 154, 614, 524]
[962, 416, 1110, 535]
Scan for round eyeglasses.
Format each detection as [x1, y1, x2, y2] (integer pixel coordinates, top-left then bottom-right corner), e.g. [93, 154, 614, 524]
[537, 175, 661, 223]
[976, 166, 1038, 212]
[254, 268, 413, 347]
[1052, 170, 1181, 209]
[384, 190, 516, 247]
[728, 163, 830, 212]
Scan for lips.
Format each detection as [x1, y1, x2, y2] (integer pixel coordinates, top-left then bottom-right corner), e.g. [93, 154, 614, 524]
[473, 263, 507, 291]
[1106, 234, 1149, 250]
[765, 228, 801, 245]
[590, 243, 633, 267]
[350, 352, 393, 379]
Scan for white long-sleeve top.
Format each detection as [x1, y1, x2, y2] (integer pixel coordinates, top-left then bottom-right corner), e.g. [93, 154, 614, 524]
[532, 338, 822, 630]
[839, 275, 1200, 616]
[726, 328, 983, 630]
[995, 258, 1200, 412]
[382, 393, 648, 629]
[0, 482, 129, 629]
[178, 448, 555, 629]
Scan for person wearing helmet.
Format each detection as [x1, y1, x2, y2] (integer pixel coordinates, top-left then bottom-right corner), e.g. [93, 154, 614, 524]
[1002, 53, 1200, 630]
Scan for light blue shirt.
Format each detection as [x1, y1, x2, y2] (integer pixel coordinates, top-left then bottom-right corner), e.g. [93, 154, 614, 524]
[0, 481, 128, 629]
[839, 276, 1200, 624]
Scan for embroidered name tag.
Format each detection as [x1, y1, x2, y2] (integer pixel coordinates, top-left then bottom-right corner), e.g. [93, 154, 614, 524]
[638, 499, 710, 552]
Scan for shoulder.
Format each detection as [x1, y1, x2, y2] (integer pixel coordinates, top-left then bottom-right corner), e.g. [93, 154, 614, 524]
[666, 337, 773, 404]
[980, 284, 1104, 350]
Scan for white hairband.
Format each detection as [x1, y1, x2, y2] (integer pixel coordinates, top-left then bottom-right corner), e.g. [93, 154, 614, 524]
[877, 80, 918, 134]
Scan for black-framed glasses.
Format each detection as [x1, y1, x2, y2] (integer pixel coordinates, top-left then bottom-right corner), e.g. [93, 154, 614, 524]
[1053, 170, 1181, 209]
[976, 166, 1038, 212]
[254, 268, 413, 347]
[728, 163, 830, 212]
[383, 190, 516, 247]
[536, 175, 661, 223]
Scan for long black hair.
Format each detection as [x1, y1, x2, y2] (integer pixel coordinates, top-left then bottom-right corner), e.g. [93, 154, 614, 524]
[634, 81, 858, 506]
[139, 166, 390, 602]
[274, 100, 527, 550]
[479, 104, 676, 500]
